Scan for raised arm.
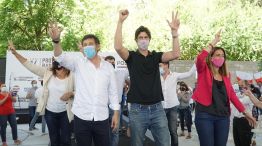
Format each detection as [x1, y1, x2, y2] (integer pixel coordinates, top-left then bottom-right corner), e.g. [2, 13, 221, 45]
[8, 40, 27, 64]
[162, 11, 180, 62]
[49, 22, 77, 71]
[8, 41, 46, 77]
[204, 29, 221, 53]
[114, 9, 129, 61]
[48, 22, 63, 57]
[177, 64, 196, 80]
[244, 90, 262, 109]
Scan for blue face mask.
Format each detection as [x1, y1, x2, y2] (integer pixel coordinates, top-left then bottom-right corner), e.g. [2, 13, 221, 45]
[159, 67, 165, 75]
[83, 46, 96, 59]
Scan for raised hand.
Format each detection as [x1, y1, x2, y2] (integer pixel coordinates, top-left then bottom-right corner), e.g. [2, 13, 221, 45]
[167, 11, 180, 32]
[118, 9, 129, 23]
[208, 29, 222, 50]
[48, 22, 63, 41]
[214, 29, 222, 43]
[8, 40, 17, 54]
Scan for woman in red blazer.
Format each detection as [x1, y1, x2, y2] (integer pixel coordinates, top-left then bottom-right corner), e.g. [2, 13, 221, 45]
[192, 30, 256, 146]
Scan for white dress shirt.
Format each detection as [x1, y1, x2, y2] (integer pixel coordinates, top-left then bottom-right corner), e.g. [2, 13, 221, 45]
[115, 69, 129, 103]
[161, 64, 196, 109]
[56, 53, 120, 121]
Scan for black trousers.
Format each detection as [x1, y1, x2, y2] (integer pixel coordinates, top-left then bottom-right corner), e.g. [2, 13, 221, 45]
[74, 115, 110, 146]
[233, 117, 253, 146]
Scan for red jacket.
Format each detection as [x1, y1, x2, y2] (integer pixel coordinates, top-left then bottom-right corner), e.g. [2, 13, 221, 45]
[192, 50, 245, 113]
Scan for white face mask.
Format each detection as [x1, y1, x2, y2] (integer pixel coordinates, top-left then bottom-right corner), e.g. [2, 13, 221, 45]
[137, 39, 149, 50]
[32, 84, 37, 88]
[1, 87, 8, 92]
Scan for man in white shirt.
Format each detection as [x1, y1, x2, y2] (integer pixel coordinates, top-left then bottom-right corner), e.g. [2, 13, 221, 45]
[48, 23, 120, 146]
[159, 62, 196, 146]
[29, 80, 46, 134]
[26, 80, 38, 129]
[105, 55, 129, 146]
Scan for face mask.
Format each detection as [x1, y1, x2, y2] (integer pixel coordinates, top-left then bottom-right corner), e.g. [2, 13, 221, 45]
[137, 39, 149, 50]
[159, 67, 165, 75]
[211, 57, 224, 68]
[1, 87, 8, 92]
[83, 46, 96, 59]
[32, 84, 37, 88]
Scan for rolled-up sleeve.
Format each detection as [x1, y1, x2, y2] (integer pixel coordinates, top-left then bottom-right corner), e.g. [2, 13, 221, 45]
[108, 67, 120, 110]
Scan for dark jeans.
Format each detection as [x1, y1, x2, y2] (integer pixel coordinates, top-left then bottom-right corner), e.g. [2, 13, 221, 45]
[129, 102, 170, 146]
[195, 112, 230, 146]
[109, 108, 120, 146]
[0, 113, 18, 142]
[233, 117, 253, 146]
[44, 109, 70, 146]
[165, 106, 178, 146]
[74, 115, 110, 146]
[29, 106, 36, 127]
[179, 106, 192, 132]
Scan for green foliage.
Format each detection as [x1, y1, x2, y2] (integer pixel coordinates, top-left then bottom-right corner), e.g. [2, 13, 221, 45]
[0, 0, 74, 51]
[0, 0, 261, 62]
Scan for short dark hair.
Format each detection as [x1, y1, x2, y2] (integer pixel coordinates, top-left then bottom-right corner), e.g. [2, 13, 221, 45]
[162, 62, 170, 68]
[135, 26, 151, 40]
[105, 56, 115, 61]
[31, 80, 37, 84]
[81, 34, 100, 45]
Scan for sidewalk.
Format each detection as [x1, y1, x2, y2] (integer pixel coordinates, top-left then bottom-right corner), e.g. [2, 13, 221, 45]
[2, 123, 262, 146]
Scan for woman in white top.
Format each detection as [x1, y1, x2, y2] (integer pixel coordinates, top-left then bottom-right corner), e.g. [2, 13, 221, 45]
[8, 41, 74, 146]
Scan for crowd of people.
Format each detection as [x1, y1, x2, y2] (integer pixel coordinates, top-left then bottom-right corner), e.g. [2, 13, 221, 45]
[0, 9, 261, 146]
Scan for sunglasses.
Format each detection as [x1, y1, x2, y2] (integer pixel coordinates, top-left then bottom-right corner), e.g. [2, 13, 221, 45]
[55, 67, 63, 70]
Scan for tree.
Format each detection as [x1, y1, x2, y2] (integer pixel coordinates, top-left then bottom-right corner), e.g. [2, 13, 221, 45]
[0, 0, 261, 62]
[0, 0, 74, 54]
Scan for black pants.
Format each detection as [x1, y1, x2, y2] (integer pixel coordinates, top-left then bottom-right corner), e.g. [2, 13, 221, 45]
[179, 107, 192, 132]
[233, 117, 253, 146]
[44, 109, 71, 146]
[74, 115, 110, 146]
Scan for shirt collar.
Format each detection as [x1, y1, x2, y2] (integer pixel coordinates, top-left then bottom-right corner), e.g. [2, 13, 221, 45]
[136, 49, 152, 57]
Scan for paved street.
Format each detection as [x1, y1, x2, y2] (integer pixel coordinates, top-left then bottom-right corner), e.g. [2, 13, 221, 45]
[4, 123, 262, 146]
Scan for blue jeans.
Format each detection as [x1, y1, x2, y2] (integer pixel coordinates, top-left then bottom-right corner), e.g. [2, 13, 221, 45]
[109, 108, 120, 146]
[195, 112, 230, 146]
[29, 112, 46, 133]
[29, 106, 36, 127]
[44, 109, 70, 146]
[165, 106, 178, 146]
[0, 113, 18, 142]
[129, 102, 170, 146]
